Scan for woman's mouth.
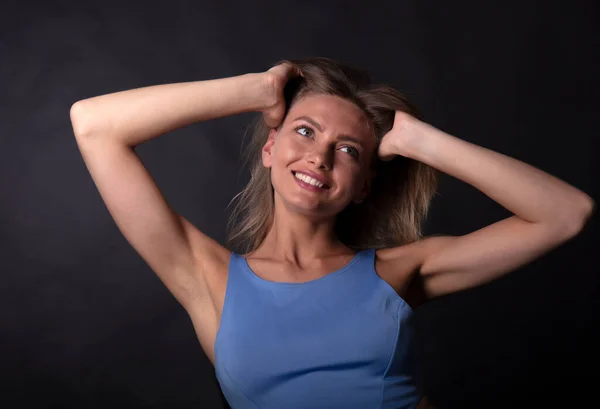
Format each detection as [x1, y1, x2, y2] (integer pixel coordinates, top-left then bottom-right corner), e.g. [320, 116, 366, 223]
[292, 171, 330, 191]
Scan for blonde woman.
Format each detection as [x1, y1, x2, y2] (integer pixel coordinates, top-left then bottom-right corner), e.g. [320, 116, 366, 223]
[70, 57, 594, 409]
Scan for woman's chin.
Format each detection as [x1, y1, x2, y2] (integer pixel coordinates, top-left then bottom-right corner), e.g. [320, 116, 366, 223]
[284, 198, 344, 220]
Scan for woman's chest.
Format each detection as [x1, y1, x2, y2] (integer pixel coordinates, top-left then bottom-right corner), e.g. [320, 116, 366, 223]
[214, 284, 414, 394]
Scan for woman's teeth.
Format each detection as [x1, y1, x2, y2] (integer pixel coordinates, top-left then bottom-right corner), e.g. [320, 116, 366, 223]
[294, 172, 325, 188]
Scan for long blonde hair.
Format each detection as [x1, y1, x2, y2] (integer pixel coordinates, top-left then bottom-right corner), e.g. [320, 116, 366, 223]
[226, 57, 439, 253]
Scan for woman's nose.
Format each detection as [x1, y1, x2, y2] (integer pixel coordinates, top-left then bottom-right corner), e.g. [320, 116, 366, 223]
[307, 147, 333, 170]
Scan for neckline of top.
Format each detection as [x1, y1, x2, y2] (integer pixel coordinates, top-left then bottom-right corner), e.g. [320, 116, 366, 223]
[238, 248, 374, 287]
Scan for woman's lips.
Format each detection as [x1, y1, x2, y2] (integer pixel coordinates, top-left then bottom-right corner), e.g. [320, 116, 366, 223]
[292, 171, 330, 192]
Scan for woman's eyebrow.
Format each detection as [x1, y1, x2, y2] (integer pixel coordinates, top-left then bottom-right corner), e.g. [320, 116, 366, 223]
[293, 116, 363, 146]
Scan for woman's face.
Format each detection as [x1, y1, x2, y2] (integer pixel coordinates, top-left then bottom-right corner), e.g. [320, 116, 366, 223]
[262, 94, 377, 220]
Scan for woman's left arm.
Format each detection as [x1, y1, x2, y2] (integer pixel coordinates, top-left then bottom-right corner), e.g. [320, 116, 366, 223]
[380, 112, 595, 300]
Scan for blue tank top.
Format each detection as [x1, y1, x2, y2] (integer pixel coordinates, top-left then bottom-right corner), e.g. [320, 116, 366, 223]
[215, 248, 421, 409]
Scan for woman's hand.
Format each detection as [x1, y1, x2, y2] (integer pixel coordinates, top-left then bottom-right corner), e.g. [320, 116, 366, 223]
[378, 111, 425, 161]
[261, 62, 303, 128]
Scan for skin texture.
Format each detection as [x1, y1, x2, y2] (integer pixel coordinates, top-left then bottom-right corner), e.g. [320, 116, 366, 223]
[252, 93, 379, 272]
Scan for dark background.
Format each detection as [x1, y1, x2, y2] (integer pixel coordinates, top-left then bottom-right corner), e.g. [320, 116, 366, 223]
[1, 0, 598, 408]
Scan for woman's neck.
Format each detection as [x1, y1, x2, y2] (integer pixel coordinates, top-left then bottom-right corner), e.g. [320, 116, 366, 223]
[252, 208, 350, 264]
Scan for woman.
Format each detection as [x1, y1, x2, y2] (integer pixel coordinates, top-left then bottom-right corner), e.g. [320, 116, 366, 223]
[70, 57, 594, 409]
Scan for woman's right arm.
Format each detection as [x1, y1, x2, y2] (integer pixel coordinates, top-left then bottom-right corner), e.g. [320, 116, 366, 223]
[71, 73, 271, 147]
[69, 73, 272, 313]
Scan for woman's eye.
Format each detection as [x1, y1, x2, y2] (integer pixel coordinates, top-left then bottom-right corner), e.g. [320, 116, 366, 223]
[295, 126, 313, 137]
[340, 145, 359, 158]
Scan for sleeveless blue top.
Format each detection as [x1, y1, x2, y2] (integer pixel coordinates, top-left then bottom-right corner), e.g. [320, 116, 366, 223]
[214, 248, 421, 409]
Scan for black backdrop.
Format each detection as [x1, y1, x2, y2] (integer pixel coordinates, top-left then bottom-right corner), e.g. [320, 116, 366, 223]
[1, 1, 598, 408]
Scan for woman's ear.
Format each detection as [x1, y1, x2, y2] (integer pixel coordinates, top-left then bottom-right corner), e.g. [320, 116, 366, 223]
[262, 128, 278, 168]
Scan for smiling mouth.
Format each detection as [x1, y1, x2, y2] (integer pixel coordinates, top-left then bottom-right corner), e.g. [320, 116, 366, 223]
[292, 171, 330, 190]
